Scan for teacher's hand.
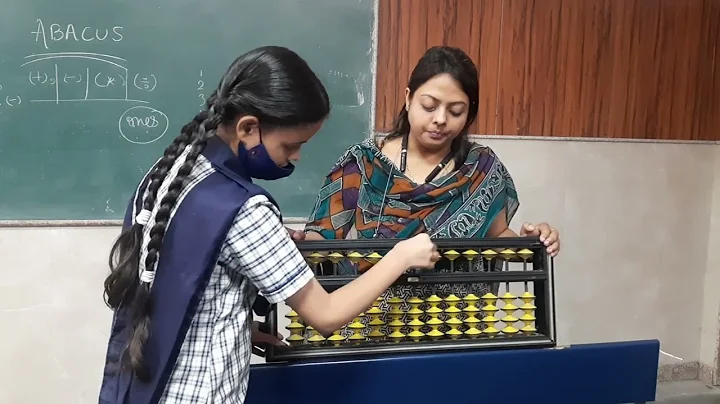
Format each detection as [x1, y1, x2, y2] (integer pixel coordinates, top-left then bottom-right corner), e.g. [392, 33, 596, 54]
[520, 222, 560, 257]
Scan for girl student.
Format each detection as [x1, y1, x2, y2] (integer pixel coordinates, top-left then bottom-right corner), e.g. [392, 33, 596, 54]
[98, 46, 441, 404]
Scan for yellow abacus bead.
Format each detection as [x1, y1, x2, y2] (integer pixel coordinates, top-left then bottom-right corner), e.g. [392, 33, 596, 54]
[286, 334, 305, 346]
[307, 335, 326, 346]
[426, 321, 444, 340]
[327, 252, 344, 263]
[327, 331, 345, 346]
[387, 319, 405, 342]
[407, 324, 424, 342]
[481, 249, 498, 260]
[443, 250, 461, 261]
[464, 327, 482, 339]
[481, 304, 499, 315]
[445, 294, 461, 304]
[286, 322, 304, 332]
[346, 251, 364, 263]
[307, 252, 324, 265]
[500, 292, 516, 303]
[462, 249, 479, 261]
[364, 252, 382, 264]
[483, 325, 500, 337]
[499, 248, 515, 260]
[520, 292, 535, 304]
[481, 293, 498, 305]
[502, 325, 519, 336]
[517, 249, 534, 260]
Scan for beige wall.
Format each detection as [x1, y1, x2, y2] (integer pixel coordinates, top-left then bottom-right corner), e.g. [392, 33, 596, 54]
[700, 147, 720, 384]
[1, 138, 718, 403]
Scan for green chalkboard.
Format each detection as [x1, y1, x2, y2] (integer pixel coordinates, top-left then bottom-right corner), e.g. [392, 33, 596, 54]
[0, 0, 374, 220]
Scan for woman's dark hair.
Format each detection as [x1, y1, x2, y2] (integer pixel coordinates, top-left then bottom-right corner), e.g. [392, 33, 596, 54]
[385, 46, 479, 167]
[102, 46, 330, 380]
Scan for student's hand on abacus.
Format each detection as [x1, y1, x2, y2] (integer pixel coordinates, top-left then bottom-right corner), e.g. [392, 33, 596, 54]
[286, 227, 306, 241]
[393, 233, 441, 270]
[251, 321, 287, 347]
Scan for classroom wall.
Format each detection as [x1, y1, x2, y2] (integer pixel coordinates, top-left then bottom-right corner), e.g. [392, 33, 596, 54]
[700, 152, 720, 385]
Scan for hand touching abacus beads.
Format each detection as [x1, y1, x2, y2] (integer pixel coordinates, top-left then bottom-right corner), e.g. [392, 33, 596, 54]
[392, 233, 441, 269]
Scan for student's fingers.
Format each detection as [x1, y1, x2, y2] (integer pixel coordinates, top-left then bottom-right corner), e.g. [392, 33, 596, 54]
[252, 331, 287, 347]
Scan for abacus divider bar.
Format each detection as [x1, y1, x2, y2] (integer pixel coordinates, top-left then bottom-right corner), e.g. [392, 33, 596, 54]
[316, 270, 549, 289]
[293, 236, 545, 252]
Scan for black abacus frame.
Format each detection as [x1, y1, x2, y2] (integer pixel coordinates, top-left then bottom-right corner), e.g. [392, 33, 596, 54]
[264, 236, 557, 363]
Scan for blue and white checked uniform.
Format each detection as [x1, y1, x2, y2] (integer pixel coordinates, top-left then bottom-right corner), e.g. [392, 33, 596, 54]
[158, 156, 314, 403]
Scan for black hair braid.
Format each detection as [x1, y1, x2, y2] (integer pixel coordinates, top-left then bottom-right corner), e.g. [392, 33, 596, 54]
[103, 111, 206, 311]
[123, 106, 224, 381]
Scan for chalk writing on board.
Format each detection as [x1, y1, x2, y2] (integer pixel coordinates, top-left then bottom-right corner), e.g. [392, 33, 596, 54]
[13, 19, 170, 146]
[0, 85, 22, 108]
[31, 19, 123, 50]
[133, 74, 157, 92]
[4, 95, 22, 107]
[21, 52, 154, 104]
[326, 70, 365, 108]
[119, 106, 169, 145]
[197, 70, 206, 109]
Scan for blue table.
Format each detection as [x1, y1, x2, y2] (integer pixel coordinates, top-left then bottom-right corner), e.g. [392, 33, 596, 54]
[246, 340, 659, 404]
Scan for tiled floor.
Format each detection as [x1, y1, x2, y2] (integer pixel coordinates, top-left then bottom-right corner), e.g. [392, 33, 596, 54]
[654, 380, 720, 403]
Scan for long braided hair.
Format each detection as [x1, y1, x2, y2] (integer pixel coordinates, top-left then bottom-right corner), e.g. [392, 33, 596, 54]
[103, 46, 330, 380]
[385, 46, 480, 167]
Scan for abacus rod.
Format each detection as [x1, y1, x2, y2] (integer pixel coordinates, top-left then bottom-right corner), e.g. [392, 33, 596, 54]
[547, 256, 558, 341]
[266, 304, 278, 346]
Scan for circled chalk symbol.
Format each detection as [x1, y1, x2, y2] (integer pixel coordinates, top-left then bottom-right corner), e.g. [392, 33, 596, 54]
[118, 105, 169, 144]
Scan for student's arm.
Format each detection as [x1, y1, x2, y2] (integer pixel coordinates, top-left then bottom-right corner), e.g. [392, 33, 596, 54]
[229, 195, 428, 335]
[285, 249, 409, 334]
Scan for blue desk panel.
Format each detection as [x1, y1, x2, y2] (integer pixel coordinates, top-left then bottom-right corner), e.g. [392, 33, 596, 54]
[246, 340, 659, 404]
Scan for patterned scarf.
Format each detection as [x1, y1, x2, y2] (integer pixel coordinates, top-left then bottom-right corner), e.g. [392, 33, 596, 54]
[306, 138, 519, 243]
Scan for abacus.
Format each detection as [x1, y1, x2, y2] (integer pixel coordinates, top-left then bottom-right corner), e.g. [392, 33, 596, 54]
[263, 236, 556, 362]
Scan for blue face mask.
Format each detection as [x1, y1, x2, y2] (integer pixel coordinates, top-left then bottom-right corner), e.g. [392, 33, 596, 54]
[238, 134, 295, 181]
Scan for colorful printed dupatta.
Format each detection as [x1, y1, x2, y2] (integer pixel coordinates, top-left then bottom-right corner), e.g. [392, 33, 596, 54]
[305, 138, 521, 337]
[306, 137, 519, 243]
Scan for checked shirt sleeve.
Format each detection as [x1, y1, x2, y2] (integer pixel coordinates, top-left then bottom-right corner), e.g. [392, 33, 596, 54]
[226, 195, 315, 304]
